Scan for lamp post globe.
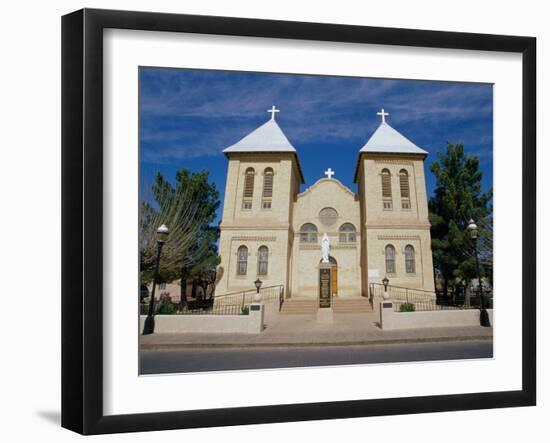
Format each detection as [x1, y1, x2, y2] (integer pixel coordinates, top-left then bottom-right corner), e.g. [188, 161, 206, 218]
[466, 218, 490, 327]
[157, 224, 169, 243]
[142, 224, 170, 335]
[467, 218, 478, 239]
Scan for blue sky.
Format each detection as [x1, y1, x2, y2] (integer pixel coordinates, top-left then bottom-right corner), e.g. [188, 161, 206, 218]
[140, 67, 493, 223]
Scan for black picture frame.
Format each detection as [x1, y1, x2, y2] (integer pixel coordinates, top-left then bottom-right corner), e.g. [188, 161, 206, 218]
[62, 8, 536, 435]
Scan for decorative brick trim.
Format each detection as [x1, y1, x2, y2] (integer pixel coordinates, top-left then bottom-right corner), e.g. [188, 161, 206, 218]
[232, 236, 277, 242]
[332, 244, 358, 249]
[221, 225, 290, 231]
[377, 234, 421, 240]
[374, 159, 414, 166]
[366, 223, 431, 229]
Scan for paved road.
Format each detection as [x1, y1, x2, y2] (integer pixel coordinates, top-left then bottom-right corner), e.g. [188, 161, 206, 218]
[140, 340, 492, 374]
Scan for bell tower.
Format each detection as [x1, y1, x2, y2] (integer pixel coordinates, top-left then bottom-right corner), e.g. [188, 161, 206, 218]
[216, 107, 304, 295]
[355, 109, 435, 294]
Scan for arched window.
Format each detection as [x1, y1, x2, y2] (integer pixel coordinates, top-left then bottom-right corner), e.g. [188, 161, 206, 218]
[300, 223, 318, 243]
[381, 169, 393, 209]
[399, 169, 411, 209]
[339, 223, 357, 243]
[258, 246, 269, 275]
[405, 245, 415, 273]
[385, 244, 396, 274]
[262, 168, 274, 209]
[242, 168, 255, 209]
[237, 245, 248, 275]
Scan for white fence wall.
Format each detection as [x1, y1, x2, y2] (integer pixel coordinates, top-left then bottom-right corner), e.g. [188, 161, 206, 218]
[380, 301, 494, 330]
[140, 304, 264, 334]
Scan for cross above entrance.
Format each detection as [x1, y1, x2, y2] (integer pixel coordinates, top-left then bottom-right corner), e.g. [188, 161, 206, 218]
[324, 168, 335, 179]
[267, 105, 280, 120]
[377, 108, 389, 124]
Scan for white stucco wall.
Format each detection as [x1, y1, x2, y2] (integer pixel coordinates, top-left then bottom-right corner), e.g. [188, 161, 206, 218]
[139, 304, 264, 334]
[380, 303, 494, 330]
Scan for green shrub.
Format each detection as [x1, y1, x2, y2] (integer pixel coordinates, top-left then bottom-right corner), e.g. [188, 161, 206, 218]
[400, 302, 415, 312]
[241, 306, 249, 315]
[155, 301, 178, 315]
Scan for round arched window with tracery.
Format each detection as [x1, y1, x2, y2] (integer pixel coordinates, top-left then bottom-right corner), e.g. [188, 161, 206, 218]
[319, 207, 338, 227]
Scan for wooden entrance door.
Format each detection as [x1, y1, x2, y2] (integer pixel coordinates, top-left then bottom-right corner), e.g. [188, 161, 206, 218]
[331, 265, 338, 297]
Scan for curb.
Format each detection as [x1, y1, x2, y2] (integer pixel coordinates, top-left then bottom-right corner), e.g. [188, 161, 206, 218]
[140, 335, 493, 351]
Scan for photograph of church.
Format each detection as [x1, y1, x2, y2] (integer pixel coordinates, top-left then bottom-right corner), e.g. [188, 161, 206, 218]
[138, 67, 493, 373]
[216, 107, 435, 302]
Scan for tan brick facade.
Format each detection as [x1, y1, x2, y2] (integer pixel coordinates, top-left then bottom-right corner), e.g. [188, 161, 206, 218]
[216, 148, 435, 299]
[356, 153, 435, 295]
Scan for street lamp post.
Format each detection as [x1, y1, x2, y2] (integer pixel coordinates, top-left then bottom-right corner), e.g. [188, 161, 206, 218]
[142, 224, 170, 335]
[382, 276, 390, 300]
[467, 219, 491, 327]
[254, 278, 263, 302]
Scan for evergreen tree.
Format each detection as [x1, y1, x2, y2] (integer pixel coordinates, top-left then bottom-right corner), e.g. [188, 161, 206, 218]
[429, 142, 492, 301]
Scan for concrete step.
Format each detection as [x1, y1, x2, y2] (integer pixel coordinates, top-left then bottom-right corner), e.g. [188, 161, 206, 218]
[280, 299, 318, 315]
[333, 308, 373, 313]
[332, 298, 373, 314]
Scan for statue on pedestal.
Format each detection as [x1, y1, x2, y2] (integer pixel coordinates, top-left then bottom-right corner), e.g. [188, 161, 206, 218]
[321, 233, 330, 263]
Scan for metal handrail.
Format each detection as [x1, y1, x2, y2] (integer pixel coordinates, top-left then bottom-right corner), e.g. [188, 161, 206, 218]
[369, 282, 435, 295]
[213, 284, 284, 299]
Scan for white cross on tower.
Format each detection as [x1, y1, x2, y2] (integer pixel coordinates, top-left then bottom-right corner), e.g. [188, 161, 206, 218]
[267, 105, 280, 120]
[377, 108, 389, 124]
[324, 168, 335, 179]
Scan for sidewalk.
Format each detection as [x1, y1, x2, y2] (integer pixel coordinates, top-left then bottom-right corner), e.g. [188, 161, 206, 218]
[140, 310, 493, 350]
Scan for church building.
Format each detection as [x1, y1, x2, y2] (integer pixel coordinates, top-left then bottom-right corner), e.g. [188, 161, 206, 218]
[216, 107, 435, 302]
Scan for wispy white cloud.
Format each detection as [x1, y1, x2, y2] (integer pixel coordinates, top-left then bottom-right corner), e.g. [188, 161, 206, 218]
[139, 68, 492, 162]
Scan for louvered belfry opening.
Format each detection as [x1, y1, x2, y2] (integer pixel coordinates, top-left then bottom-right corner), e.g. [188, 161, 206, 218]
[242, 167, 255, 209]
[262, 167, 274, 209]
[399, 169, 411, 209]
[262, 168, 274, 197]
[381, 168, 393, 209]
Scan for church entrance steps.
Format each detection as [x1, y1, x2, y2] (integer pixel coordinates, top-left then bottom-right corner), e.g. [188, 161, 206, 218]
[332, 297, 373, 314]
[280, 299, 318, 315]
[280, 298, 373, 314]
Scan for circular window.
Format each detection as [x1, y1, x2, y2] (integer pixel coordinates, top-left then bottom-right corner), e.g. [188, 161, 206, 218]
[319, 207, 338, 226]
